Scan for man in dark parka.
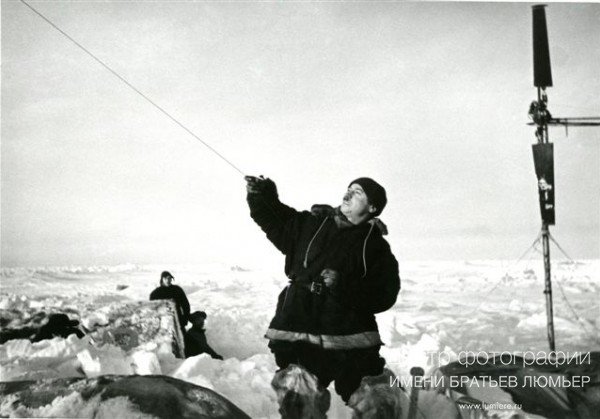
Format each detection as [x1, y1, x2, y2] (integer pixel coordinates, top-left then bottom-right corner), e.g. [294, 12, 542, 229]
[246, 175, 400, 407]
[150, 271, 191, 334]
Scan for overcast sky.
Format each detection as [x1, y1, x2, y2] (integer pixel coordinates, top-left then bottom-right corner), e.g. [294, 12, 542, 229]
[2, 1, 599, 267]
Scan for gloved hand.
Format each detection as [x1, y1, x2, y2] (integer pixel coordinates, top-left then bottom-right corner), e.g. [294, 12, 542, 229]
[320, 268, 340, 289]
[245, 175, 278, 200]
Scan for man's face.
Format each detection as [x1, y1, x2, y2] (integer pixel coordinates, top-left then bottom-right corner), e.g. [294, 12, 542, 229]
[192, 317, 205, 328]
[340, 183, 375, 223]
[161, 276, 174, 287]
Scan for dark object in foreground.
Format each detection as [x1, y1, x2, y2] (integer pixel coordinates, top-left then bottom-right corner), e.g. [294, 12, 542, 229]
[0, 374, 251, 419]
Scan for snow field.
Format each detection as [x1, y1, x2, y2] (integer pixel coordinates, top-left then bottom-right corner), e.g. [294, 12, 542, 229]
[1, 259, 598, 418]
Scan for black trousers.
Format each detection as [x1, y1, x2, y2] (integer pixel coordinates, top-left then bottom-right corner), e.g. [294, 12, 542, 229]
[270, 340, 385, 403]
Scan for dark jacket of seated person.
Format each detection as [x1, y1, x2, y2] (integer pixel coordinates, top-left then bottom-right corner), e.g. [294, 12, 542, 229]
[184, 311, 223, 360]
[33, 313, 85, 342]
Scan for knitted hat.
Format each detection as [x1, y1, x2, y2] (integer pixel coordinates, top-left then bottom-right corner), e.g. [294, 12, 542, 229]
[190, 311, 207, 322]
[348, 177, 387, 217]
[161, 271, 174, 280]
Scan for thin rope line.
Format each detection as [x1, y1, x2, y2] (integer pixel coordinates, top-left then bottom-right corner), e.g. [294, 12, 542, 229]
[19, 0, 302, 231]
[19, 0, 246, 177]
[548, 233, 576, 263]
[20, 0, 314, 237]
[303, 217, 328, 269]
[361, 222, 375, 278]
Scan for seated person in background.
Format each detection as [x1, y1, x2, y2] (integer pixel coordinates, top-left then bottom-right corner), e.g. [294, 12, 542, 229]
[185, 311, 223, 360]
[150, 271, 190, 334]
[33, 313, 85, 342]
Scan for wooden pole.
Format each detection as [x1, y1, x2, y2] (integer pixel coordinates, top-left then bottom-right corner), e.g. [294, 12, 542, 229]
[541, 222, 556, 351]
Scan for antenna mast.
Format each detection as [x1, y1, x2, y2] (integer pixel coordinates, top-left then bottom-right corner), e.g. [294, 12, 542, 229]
[531, 4, 556, 352]
[529, 5, 600, 352]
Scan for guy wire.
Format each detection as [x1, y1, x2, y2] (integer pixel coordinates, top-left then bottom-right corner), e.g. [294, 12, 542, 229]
[460, 231, 543, 319]
[438, 232, 543, 350]
[548, 233, 600, 341]
[19, 0, 246, 177]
